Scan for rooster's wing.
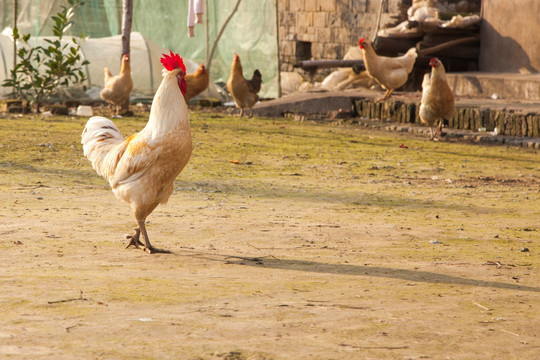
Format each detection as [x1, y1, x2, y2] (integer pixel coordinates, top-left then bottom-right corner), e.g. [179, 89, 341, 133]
[110, 135, 159, 188]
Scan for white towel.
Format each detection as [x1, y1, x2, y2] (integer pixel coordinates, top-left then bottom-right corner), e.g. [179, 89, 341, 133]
[188, 0, 204, 38]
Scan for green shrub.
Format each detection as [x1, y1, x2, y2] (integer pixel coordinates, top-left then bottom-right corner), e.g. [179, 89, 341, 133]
[2, 0, 90, 112]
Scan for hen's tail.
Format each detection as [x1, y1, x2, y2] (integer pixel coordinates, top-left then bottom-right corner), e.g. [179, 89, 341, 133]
[402, 48, 418, 74]
[249, 69, 262, 93]
[421, 72, 431, 91]
[81, 116, 125, 179]
[104, 67, 113, 84]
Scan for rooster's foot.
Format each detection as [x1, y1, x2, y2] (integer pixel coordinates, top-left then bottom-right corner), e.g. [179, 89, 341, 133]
[376, 89, 393, 102]
[143, 246, 155, 254]
[143, 246, 172, 254]
[125, 228, 144, 249]
[375, 96, 391, 103]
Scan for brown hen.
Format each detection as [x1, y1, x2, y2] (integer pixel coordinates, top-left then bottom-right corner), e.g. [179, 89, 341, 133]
[227, 54, 262, 117]
[100, 54, 133, 116]
[419, 58, 455, 140]
[184, 64, 209, 103]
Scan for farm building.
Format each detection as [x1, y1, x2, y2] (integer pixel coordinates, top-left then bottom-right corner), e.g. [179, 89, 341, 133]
[0, 0, 539, 100]
[277, 0, 539, 100]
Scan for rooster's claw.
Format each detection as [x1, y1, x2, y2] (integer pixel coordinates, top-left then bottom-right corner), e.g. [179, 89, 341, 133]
[143, 246, 154, 254]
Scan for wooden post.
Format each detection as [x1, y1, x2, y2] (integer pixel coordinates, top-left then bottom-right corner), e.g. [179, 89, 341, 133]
[120, 0, 133, 113]
[121, 0, 133, 57]
[12, 0, 18, 93]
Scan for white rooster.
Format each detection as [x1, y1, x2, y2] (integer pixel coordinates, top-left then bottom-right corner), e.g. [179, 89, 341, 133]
[81, 51, 192, 253]
[358, 37, 417, 101]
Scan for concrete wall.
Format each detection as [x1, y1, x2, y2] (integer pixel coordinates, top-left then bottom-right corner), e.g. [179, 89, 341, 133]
[479, 0, 540, 73]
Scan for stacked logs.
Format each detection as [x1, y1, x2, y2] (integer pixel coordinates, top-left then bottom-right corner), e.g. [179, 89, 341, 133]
[354, 99, 540, 138]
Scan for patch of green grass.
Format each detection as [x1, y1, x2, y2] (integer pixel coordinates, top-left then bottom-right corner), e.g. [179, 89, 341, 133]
[1, 110, 539, 271]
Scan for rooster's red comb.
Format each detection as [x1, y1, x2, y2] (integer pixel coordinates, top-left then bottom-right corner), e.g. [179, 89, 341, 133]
[160, 50, 186, 72]
[358, 37, 366, 48]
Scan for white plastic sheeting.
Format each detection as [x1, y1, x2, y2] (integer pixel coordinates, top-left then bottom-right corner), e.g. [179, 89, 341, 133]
[0, 31, 221, 100]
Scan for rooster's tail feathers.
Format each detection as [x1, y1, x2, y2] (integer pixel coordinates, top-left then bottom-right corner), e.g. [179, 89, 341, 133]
[81, 116, 125, 179]
[405, 47, 418, 58]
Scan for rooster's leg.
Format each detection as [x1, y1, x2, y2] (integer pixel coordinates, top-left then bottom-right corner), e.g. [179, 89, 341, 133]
[125, 228, 144, 249]
[376, 89, 393, 102]
[137, 219, 154, 254]
[436, 119, 443, 137]
[239, 108, 244, 117]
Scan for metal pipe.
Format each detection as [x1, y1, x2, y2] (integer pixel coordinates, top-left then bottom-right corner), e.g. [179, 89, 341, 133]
[298, 59, 365, 70]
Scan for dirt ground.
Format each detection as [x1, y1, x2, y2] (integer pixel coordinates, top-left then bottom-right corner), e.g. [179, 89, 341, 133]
[0, 109, 539, 359]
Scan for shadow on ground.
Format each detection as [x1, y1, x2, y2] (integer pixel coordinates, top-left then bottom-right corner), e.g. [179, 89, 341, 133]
[171, 250, 540, 293]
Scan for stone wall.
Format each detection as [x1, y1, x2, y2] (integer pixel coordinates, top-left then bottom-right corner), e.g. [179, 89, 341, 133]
[277, 0, 402, 73]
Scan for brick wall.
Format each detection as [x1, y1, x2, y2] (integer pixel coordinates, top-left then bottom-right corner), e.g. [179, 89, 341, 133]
[277, 0, 401, 73]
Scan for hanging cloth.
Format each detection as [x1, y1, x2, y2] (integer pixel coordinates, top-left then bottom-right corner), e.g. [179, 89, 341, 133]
[188, 0, 204, 38]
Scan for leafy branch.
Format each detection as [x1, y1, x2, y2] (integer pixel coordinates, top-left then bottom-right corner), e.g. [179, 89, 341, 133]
[2, 0, 90, 112]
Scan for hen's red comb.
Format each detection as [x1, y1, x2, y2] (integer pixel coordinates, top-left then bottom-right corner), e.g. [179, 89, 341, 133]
[160, 50, 186, 72]
[358, 37, 365, 48]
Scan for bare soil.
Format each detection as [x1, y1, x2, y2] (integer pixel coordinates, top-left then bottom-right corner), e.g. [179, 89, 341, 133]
[0, 109, 539, 359]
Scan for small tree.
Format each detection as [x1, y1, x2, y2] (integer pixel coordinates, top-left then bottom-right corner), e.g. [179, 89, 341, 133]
[2, 0, 90, 112]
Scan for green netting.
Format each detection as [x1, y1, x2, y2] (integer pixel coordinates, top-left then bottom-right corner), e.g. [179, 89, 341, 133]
[0, 0, 278, 98]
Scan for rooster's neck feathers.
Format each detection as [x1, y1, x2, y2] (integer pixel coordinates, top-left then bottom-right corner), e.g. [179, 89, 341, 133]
[145, 69, 189, 139]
